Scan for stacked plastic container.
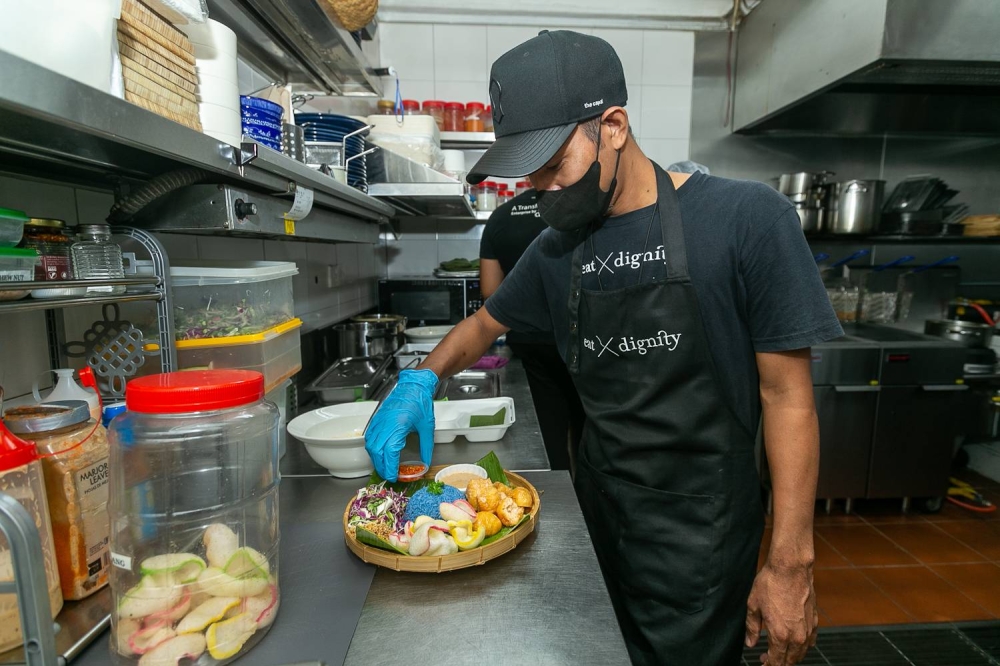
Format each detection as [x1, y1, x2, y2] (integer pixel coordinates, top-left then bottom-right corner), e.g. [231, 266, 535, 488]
[108, 370, 280, 664]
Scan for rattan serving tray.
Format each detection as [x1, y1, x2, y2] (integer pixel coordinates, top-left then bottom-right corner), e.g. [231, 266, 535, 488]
[343, 467, 540, 572]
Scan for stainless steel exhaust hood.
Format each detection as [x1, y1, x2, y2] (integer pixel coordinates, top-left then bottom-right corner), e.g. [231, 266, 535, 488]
[733, 0, 1000, 135]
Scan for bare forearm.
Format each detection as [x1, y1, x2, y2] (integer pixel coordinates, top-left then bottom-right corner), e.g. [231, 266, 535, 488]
[417, 309, 509, 379]
[762, 398, 819, 567]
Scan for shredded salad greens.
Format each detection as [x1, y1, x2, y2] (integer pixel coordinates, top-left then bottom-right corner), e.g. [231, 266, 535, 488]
[346, 482, 409, 538]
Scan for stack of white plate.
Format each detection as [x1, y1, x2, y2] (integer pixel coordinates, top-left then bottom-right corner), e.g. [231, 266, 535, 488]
[181, 20, 240, 146]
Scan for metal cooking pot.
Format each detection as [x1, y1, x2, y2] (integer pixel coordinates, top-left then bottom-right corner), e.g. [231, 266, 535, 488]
[333, 321, 402, 358]
[924, 319, 996, 348]
[778, 171, 833, 201]
[350, 313, 407, 336]
[824, 180, 885, 234]
[794, 204, 822, 234]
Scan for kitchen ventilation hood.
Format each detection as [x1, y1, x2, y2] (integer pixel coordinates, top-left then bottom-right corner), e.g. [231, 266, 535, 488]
[733, 0, 1000, 135]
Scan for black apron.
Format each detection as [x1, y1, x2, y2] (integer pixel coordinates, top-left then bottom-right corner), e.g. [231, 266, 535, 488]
[568, 164, 764, 666]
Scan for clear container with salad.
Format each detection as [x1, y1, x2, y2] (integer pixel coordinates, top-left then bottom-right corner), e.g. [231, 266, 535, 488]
[108, 370, 280, 665]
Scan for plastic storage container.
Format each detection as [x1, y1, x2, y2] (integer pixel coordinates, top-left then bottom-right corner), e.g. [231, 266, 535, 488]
[484, 105, 494, 132]
[464, 102, 486, 132]
[72, 224, 126, 295]
[477, 181, 499, 212]
[170, 261, 298, 342]
[443, 102, 465, 132]
[0, 247, 39, 301]
[19, 219, 75, 298]
[161, 319, 303, 394]
[0, 421, 63, 653]
[108, 370, 280, 665]
[422, 100, 445, 131]
[4, 401, 110, 601]
[376, 99, 395, 115]
[401, 99, 421, 115]
[265, 379, 291, 460]
[0, 207, 28, 247]
[516, 181, 532, 196]
[498, 189, 514, 206]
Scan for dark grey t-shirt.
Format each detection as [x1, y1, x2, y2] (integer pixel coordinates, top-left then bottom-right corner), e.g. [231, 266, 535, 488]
[484, 170, 843, 434]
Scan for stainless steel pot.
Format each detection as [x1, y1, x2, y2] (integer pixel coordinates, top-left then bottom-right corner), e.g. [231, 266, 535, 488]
[351, 313, 407, 334]
[824, 180, 885, 234]
[778, 171, 833, 201]
[333, 321, 402, 358]
[794, 204, 822, 234]
[924, 319, 996, 348]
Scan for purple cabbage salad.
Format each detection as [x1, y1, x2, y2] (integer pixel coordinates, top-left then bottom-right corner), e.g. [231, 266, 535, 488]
[347, 482, 409, 536]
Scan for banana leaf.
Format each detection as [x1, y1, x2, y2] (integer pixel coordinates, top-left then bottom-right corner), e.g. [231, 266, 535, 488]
[469, 407, 507, 428]
[474, 450, 509, 485]
[355, 525, 409, 555]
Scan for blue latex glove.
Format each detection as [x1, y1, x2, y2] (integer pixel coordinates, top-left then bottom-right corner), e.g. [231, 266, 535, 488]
[364, 369, 438, 481]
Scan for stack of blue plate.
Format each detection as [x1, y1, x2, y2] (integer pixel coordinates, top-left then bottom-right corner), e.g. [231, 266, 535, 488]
[295, 113, 369, 192]
[241, 96, 284, 150]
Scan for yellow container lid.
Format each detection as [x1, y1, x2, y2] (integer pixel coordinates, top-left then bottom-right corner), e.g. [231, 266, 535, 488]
[145, 318, 302, 352]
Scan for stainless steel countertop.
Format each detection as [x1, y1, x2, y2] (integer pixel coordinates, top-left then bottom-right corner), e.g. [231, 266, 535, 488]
[345, 471, 630, 666]
[72, 473, 627, 665]
[282, 352, 551, 477]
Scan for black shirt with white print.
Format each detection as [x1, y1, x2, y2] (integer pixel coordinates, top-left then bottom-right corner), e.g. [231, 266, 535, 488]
[484, 169, 843, 435]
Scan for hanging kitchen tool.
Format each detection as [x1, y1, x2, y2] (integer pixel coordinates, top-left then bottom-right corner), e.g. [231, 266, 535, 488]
[63, 303, 152, 398]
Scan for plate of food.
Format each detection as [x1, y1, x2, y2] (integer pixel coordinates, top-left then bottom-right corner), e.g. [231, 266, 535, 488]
[342, 452, 539, 572]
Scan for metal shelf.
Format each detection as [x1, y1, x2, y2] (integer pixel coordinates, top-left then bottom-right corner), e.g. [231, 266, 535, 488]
[0, 278, 159, 292]
[368, 182, 475, 218]
[0, 51, 393, 238]
[440, 132, 495, 150]
[0, 292, 161, 315]
[807, 234, 1000, 244]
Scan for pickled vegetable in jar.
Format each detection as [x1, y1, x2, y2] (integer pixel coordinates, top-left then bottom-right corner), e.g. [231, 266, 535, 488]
[422, 100, 445, 131]
[108, 370, 280, 665]
[401, 99, 421, 115]
[5, 400, 111, 600]
[484, 105, 494, 133]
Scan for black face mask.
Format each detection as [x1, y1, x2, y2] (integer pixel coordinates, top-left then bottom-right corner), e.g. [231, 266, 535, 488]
[536, 129, 622, 232]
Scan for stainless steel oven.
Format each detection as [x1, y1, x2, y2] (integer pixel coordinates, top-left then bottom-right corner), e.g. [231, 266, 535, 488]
[378, 276, 482, 327]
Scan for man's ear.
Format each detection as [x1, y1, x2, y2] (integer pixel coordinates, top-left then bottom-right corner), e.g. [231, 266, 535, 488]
[603, 107, 630, 150]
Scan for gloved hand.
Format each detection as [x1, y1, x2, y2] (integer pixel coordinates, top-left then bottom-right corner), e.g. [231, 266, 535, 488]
[364, 368, 439, 481]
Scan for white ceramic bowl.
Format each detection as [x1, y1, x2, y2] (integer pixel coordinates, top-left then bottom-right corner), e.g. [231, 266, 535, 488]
[181, 19, 238, 56]
[198, 102, 241, 136]
[404, 325, 454, 344]
[434, 463, 488, 491]
[287, 404, 376, 478]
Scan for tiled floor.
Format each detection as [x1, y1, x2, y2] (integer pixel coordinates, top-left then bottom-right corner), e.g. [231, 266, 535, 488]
[759, 471, 1000, 628]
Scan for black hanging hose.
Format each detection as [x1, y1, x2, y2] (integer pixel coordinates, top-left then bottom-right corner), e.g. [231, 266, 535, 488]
[107, 168, 211, 223]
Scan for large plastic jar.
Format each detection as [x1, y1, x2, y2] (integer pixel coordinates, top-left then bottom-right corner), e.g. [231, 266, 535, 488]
[4, 401, 110, 600]
[401, 99, 421, 115]
[443, 102, 465, 132]
[0, 421, 63, 653]
[108, 370, 279, 665]
[477, 181, 499, 212]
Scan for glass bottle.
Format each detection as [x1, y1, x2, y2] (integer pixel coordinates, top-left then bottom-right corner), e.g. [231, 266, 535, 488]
[71, 223, 125, 295]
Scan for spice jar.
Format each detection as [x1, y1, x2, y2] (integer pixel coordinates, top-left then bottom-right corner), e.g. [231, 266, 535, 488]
[498, 189, 514, 206]
[376, 99, 395, 116]
[422, 100, 445, 131]
[484, 105, 494, 133]
[108, 370, 280, 665]
[443, 102, 465, 132]
[0, 420, 63, 652]
[19, 218, 72, 282]
[5, 400, 110, 601]
[477, 181, 499, 212]
[465, 102, 486, 133]
[401, 99, 421, 115]
[516, 181, 532, 196]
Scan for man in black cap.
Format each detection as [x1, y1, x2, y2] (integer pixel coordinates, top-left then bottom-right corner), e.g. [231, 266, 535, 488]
[365, 30, 841, 666]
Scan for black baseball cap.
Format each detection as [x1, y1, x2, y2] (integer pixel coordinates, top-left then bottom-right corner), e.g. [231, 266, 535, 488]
[467, 30, 627, 185]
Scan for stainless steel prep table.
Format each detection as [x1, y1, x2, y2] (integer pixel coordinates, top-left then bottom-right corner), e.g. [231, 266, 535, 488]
[72, 473, 628, 665]
[282, 352, 551, 477]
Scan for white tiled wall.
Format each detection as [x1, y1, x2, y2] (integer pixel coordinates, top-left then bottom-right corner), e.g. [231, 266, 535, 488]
[0, 174, 378, 402]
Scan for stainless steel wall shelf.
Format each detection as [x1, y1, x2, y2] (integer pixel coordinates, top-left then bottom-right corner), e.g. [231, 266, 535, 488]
[440, 132, 495, 150]
[0, 52, 393, 233]
[368, 183, 475, 218]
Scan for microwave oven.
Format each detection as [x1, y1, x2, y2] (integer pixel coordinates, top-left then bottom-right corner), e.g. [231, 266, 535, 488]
[378, 277, 482, 326]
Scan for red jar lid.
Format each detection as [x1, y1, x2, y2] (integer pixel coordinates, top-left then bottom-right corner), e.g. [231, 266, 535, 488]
[422, 100, 445, 110]
[445, 102, 465, 110]
[516, 180, 531, 188]
[483, 181, 500, 190]
[401, 99, 420, 111]
[499, 190, 514, 197]
[0, 422, 39, 472]
[465, 102, 485, 112]
[126, 370, 265, 414]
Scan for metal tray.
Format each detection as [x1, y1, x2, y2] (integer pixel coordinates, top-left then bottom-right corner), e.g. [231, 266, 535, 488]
[306, 355, 393, 403]
[393, 343, 437, 370]
[436, 371, 500, 401]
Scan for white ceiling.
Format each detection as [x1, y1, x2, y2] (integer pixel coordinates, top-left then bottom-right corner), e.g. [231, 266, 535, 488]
[377, 0, 755, 31]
